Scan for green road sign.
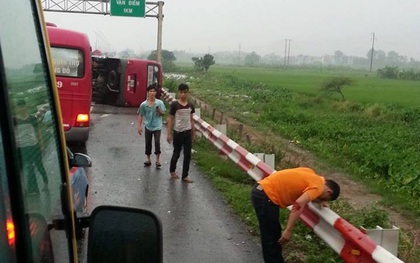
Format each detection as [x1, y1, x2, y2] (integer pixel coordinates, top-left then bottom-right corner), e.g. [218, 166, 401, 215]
[110, 0, 145, 17]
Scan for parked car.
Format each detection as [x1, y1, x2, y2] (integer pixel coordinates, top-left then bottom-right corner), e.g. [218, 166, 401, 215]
[67, 148, 90, 213]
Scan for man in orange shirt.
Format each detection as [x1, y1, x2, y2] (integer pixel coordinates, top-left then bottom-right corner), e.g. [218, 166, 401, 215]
[251, 167, 340, 263]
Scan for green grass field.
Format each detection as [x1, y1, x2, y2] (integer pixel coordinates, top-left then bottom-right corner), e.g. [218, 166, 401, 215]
[175, 67, 420, 203]
[209, 66, 420, 107]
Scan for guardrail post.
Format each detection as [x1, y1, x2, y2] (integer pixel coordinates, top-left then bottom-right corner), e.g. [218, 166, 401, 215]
[195, 108, 201, 118]
[216, 124, 227, 159]
[254, 153, 275, 170]
[361, 226, 400, 256]
[195, 108, 202, 138]
[215, 124, 226, 135]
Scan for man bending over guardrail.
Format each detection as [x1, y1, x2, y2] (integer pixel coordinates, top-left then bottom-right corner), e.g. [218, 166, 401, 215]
[251, 167, 340, 263]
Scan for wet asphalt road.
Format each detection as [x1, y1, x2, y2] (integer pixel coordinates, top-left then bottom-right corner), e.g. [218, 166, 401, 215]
[79, 104, 264, 263]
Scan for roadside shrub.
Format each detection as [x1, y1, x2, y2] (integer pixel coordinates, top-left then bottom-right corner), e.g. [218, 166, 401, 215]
[163, 78, 178, 92]
[332, 100, 363, 113]
[377, 66, 399, 79]
[400, 107, 420, 123]
[378, 66, 420, 81]
[363, 103, 385, 119]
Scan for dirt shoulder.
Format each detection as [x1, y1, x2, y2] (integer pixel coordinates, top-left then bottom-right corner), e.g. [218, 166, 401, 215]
[192, 97, 419, 248]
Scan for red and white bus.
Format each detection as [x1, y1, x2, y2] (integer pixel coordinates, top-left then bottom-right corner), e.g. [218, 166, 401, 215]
[92, 57, 162, 107]
[46, 23, 92, 144]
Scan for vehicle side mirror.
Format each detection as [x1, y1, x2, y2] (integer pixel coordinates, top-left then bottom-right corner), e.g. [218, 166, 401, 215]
[72, 153, 92, 167]
[67, 147, 92, 168]
[87, 205, 162, 263]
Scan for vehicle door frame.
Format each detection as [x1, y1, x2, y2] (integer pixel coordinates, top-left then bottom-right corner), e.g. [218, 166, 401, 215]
[0, 0, 79, 261]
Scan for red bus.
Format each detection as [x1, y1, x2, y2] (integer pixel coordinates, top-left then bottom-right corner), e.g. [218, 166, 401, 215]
[92, 57, 162, 107]
[46, 23, 92, 144]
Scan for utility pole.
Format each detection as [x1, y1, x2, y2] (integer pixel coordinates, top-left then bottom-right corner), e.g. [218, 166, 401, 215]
[156, 1, 164, 63]
[238, 43, 241, 65]
[369, 32, 375, 72]
[284, 39, 291, 67]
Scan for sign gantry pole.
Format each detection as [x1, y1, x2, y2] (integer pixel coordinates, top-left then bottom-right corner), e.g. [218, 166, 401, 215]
[156, 1, 164, 63]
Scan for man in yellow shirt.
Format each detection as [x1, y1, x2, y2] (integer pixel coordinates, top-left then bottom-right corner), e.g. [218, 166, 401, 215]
[251, 167, 340, 263]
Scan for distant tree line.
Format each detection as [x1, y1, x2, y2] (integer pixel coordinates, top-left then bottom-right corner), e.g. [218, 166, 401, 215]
[171, 48, 420, 70]
[99, 47, 420, 72]
[377, 66, 420, 81]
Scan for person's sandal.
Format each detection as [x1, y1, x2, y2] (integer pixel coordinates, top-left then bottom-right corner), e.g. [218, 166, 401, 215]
[182, 177, 194, 183]
[156, 162, 161, 169]
[170, 172, 180, 179]
[144, 161, 152, 167]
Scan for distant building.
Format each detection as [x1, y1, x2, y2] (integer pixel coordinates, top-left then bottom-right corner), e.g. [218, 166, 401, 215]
[92, 49, 102, 56]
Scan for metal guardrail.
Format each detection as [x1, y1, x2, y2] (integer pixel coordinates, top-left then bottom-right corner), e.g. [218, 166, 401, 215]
[161, 88, 404, 263]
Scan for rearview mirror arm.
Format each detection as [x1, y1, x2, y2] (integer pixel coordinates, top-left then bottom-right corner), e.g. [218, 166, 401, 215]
[50, 212, 91, 231]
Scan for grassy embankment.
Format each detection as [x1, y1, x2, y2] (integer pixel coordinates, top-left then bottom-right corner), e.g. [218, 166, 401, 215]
[164, 65, 420, 262]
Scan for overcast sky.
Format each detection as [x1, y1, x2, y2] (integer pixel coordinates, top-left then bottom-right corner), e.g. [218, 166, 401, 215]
[44, 0, 420, 59]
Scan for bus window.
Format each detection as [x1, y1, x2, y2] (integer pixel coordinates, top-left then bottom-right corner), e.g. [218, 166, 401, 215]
[147, 64, 162, 98]
[0, 0, 75, 261]
[147, 64, 159, 87]
[51, 48, 84, 78]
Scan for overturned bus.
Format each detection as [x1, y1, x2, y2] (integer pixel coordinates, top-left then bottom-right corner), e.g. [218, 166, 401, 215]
[92, 57, 162, 107]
